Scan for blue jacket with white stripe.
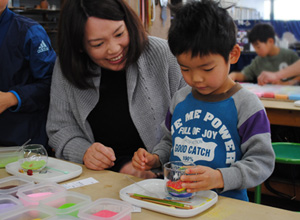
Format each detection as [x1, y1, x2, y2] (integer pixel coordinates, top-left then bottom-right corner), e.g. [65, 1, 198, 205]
[0, 7, 56, 148]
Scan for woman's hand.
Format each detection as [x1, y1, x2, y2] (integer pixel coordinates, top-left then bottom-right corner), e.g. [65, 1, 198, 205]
[120, 161, 157, 179]
[132, 148, 160, 171]
[83, 142, 116, 170]
[180, 165, 224, 193]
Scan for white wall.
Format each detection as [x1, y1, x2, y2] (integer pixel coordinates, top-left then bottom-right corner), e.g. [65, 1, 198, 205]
[236, 0, 265, 19]
[184, 0, 266, 20]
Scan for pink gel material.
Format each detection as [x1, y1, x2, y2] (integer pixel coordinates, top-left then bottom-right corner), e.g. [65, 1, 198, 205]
[93, 210, 118, 217]
[93, 210, 131, 220]
[27, 192, 53, 198]
[262, 92, 275, 98]
[254, 92, 263, 97]
[21, 192, 54, 206]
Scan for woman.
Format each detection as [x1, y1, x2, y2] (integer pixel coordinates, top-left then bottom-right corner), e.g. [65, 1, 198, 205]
[46, 0, 185, 178]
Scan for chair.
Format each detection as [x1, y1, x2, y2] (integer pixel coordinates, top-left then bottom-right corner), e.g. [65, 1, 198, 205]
[254, 142, 300, 204]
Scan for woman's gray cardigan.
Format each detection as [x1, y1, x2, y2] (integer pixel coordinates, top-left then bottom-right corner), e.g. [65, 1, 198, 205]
[46, 36, 186, 164]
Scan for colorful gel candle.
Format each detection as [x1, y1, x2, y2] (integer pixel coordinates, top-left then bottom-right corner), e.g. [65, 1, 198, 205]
[166, 179, 193, 198]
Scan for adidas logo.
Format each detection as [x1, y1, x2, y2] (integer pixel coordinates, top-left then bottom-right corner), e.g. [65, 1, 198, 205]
[37, 40, 49, 53]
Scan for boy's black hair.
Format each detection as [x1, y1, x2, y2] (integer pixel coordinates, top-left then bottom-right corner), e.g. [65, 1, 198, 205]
[168, 0, 236, 62]
[248, 23, 275, 43]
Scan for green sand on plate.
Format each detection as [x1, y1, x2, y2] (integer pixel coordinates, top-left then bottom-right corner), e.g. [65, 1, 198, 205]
[21, 160, 46, 170]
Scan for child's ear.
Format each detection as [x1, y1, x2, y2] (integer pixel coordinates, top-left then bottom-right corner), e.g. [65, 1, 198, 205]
[267, 38, 275, 45]
[229, 44, 241, 64]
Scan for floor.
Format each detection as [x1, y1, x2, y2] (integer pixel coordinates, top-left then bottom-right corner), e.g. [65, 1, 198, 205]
[248, 191, 300, 212]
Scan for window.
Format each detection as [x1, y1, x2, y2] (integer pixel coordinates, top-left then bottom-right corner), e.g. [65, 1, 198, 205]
[264, 0, 300, 20]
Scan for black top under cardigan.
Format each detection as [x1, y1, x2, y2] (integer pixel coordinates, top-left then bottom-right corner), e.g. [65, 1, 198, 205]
[87, 68, 146, 172]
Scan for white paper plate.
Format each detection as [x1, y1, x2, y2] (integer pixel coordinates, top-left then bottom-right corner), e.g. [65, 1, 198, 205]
[5, 157, 82, 183]
[119, 179, 217, 218]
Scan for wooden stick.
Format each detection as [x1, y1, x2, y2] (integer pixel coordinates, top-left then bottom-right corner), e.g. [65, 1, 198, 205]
[131, 196, 193, 209]
[128, 193, 193, 209]
[127, 193, 191, 203]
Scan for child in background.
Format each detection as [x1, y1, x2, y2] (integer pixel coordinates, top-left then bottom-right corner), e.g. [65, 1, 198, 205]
[0, 0, 56, 154]
[231, 24, 300, 144]
[132, 0, 275, 201]
[229, 23, 299, 84]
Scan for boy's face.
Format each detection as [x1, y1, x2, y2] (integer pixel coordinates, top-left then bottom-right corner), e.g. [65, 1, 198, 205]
[176, 51, 234, 95]
[251, 39, 273, 57]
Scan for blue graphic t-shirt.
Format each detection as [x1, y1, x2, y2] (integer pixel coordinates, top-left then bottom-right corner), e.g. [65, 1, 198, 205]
[170, 93, 242, 168]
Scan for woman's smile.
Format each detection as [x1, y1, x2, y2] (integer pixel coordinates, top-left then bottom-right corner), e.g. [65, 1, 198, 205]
[107, 52, 124, 64]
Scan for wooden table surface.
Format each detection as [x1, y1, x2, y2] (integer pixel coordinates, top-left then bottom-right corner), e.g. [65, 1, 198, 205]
[1, 163, 299, 220]
[261, 99, 300, 127]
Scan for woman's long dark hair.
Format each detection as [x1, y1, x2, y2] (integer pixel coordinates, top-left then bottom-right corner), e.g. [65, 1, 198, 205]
[58, 0, 148, 89]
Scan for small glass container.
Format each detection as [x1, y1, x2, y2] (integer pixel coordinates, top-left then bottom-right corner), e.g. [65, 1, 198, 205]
[19, 144, 48, 171]
[164, 161, 196, 199]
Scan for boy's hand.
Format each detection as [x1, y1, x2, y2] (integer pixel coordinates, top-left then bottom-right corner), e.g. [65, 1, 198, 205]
[180, 165, 224, 193]
[132, 148, 160, 171]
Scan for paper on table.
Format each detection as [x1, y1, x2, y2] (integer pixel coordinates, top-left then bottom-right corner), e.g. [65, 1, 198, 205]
[61, 177, 98, 189]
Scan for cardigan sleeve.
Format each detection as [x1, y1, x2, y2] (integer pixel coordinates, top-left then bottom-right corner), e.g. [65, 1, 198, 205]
[46, 59, 94, 163]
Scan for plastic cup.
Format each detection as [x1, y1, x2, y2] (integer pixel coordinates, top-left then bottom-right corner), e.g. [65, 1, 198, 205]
[164, 161, 196, 199]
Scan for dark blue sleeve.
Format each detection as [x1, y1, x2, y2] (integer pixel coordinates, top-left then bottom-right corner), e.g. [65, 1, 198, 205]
[10, 24, 56, 112]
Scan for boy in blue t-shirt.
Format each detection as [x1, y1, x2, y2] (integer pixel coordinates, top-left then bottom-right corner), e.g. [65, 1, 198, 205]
[132, 0, 275, 201]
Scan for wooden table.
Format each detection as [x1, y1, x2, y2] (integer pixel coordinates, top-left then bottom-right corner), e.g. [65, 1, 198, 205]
[1, 164, 299, 220]
[261, 99, 300, 127]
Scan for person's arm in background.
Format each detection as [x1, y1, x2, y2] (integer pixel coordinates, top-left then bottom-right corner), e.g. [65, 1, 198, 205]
[229, 71, 246, 82]
[258, 60, 300, 85]
[0, 92, 18, 114]
[8, 24, 56, 113]
[229, 57, 260, 82]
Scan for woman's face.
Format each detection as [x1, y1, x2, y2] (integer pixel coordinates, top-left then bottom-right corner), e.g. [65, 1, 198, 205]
[83, 17, 130, 71]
